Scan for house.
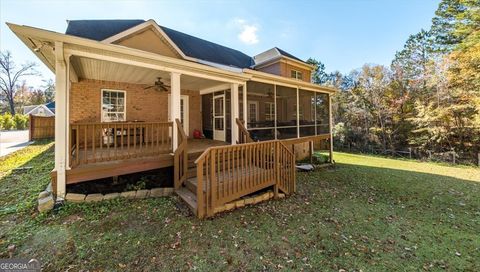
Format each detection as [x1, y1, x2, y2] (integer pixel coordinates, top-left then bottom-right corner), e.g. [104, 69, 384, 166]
[8, 19, 335, 218]
[23, 101, 56, 117]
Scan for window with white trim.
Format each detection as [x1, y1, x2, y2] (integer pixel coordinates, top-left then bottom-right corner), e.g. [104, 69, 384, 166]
[265, 102, 275, 121]
[101, 89, 126, 122]
[291, 70, 303, 80]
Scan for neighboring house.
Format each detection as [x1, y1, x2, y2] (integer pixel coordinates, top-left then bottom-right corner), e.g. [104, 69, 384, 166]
[23, 102, 55, 117]
[8, 19, 335, 218]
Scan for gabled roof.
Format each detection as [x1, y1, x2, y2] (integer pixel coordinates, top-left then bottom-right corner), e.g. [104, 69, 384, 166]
[160, 26, 254, 69]
[274, 47, 305, 63]
[23, 103, 55, 116]
[23, 105, 37, 114]
[65, 19, 254, 68]
[253, 47, 310, 68]
[45, 101, 55, 113]
[66, 20, 145, 41]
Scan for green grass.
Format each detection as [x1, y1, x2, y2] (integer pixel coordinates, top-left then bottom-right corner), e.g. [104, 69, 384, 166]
[1, 143, 479, 271]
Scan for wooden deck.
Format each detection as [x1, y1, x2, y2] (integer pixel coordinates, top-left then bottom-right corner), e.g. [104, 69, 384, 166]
[55, 119, 332, 219]
[72, 138, 227, 164]
[65, 138, 228, 185]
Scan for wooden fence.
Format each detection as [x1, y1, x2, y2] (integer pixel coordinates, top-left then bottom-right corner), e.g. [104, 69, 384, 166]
[29, 115, 55, 141]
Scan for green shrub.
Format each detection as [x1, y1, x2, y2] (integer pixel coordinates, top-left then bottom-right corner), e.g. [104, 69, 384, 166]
[1, 113, 15, 130]
[13, 114, 28, 130]
[313, 152, 330, 164]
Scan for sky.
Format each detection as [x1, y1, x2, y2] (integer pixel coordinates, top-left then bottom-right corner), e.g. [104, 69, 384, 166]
[0, 0, 440, 88]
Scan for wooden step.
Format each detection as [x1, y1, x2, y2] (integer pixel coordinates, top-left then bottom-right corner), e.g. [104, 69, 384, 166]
[188, 151, 203, 161]
[175, 187, 197, 215]
[187, 167, 197, 179]
[185, 177, 206, 194]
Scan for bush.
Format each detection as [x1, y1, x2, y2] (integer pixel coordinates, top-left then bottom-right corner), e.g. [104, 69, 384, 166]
[1, 113, 15, 130]
[13, 114, 28, 130]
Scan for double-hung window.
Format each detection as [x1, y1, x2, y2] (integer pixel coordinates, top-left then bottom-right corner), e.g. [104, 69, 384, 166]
[291, 70, 303, 80]
[101, 89, 126, 122]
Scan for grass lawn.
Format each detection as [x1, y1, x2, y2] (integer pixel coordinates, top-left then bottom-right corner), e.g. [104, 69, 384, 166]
[0, 141, 479, 271]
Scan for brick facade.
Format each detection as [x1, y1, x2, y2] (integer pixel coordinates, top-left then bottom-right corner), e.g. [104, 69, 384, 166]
[256, 61, 312, 83]
[69, 79, 201, 136]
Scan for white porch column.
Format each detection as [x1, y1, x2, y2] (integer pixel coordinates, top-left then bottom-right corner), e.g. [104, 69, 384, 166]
[170, 72, 181, 150]
[54, 42, 68, 198]
[329, 93, 334, 162]
[231, 83, 239, 144]
[243, 83, 248, 128]
[296, 87, 300, 138]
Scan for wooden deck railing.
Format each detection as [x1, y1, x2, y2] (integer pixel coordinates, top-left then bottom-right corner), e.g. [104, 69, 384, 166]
[69, 121, 173, 168]
[195, 140, 295, 218]
[236, 118, 254, 144]
[277, 141, 296, 194]
[174, 119, 188, 189]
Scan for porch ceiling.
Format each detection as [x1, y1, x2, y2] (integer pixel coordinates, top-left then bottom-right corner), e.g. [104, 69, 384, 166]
[71, 56, 227, 91]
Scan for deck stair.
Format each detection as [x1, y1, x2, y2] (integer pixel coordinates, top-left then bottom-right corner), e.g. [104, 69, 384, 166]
[175, 139, 296, 218]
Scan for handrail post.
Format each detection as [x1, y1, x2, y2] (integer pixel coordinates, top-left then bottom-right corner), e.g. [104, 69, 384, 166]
[208, 149, 217, 217]
[174, 119, 187, 190]
[183, 137, 188, 183]
[174, 153, 179, 189]
[274, 141, 279, 199]
[236, 118, 253, 143]
[196, 158, 205, 219]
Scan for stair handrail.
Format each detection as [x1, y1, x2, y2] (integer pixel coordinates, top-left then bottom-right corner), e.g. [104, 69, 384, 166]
[236, 118, 254, 143]
[193, 139, 296, 218]
[174, 119, 188, 189]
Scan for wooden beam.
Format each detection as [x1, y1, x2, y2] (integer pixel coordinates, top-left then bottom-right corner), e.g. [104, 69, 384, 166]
[63, 155, 174, 184]
[199, 83, 230, 95]
[68, 58, 78, 83]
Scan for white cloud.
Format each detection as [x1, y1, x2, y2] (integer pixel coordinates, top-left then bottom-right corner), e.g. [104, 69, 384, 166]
[234, 19, 259, 45]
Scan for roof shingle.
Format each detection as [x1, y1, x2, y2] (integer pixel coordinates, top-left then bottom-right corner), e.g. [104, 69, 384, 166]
[64, 20, 303, 69]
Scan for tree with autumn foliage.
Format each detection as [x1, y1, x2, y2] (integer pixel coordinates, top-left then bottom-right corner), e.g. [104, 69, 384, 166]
[323, 0, 479, 159]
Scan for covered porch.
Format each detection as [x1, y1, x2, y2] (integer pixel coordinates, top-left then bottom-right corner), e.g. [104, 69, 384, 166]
[51, 43, 250, 197]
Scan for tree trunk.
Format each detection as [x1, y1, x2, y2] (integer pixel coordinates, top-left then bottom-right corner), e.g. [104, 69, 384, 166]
[8, 94, 15, 115]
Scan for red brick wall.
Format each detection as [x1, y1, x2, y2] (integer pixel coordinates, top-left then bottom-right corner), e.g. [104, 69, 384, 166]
[256, 61, 312, 83]
[69, 79, 201, 136]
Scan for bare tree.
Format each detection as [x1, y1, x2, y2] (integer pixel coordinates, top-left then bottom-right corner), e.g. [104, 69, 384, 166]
[0, 51, 38, 114]
[42, 78, 55, 103]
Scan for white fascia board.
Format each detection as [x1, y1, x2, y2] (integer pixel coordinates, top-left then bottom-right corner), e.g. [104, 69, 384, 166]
[6, 22, 252, 82]
[199, 83, 232, 95]
[196, 59, 244, 73]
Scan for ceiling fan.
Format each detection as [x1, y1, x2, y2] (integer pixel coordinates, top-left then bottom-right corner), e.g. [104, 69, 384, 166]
[144, 77, 170, 92]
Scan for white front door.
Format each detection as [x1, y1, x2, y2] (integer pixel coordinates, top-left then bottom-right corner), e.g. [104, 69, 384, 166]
[213, 94, 226, 141]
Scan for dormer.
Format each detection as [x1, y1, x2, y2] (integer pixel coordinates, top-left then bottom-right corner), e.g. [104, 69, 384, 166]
[253, 47, 314, 83]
